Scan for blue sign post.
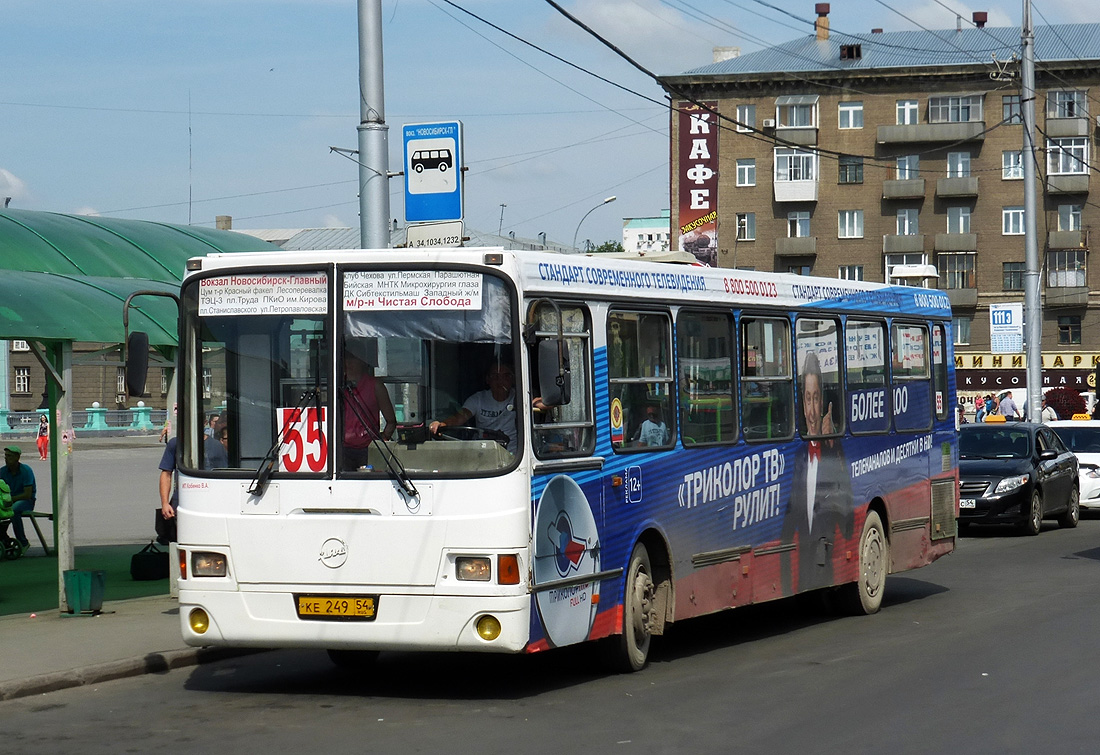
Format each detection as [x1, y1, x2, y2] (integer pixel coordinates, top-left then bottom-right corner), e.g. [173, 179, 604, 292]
[403, 121, 463, 223]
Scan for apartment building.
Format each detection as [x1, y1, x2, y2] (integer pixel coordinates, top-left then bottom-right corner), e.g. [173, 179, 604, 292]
[660, 6, 1100, 412]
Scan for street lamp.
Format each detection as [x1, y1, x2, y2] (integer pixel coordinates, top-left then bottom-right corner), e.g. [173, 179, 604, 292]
[572, 196, 617, 253]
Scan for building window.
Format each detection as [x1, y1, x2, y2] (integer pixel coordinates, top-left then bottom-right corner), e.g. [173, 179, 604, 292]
[937, 252, 976, 289]
[897, 208, 919, 235]
[838, 101, 863, 129]
[787, 263, 812, 276]
[838, 210, 863, 238]
[1002, 206, 1026, 235]
[929, 95, 982, 123]
[952, 317, 971, 346]
[160, 371, 169, 395]
[736, 212, 755, 241]
[1002, 150, 1023, 179]
[117, 367, 126, 395]
[1058, 204, 1082, 231]
[736, 158, 756, 186]
[14, 367, 30, 394]
[947, 206, 971, 234]
[839, 265, 864, 281]
[1047, 137, 1088, 174]
[775, 148, 816, 182]
[11, 340, 30, 352]
[778, 103, 815, 128]
[947, 151, 971, 178]
[886, 253, 927, 284]
[897, 99, 919, 125]
[202, 367, 213, 400]
[896, 154, 919, 179]
[787, 211, 810, 238]
[1058, 315, 1082, 345]
[736, 104, 755, 132]
[838, 155, 863, 184]
[1003, 262, 1025, 291]
[1047, 250, 1086, 287]
[1047, 90, 1087, 119]
[1003, 94, 1022, 124]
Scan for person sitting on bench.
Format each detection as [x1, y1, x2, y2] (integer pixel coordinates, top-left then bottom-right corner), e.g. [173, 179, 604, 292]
[1, 445, 37, 557]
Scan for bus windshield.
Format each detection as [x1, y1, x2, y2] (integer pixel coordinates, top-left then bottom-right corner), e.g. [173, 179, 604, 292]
[340, 269, 517, 475]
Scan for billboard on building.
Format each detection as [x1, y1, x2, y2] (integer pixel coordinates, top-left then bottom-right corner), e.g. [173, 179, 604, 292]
[677, 101, 718, 266]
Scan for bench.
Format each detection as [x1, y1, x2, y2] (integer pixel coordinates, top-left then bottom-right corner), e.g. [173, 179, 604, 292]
[27, 511, 53, 555]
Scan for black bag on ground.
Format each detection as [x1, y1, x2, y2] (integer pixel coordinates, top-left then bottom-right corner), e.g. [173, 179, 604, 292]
[154, 508, 177, 545]
[131, 542, 169, 581]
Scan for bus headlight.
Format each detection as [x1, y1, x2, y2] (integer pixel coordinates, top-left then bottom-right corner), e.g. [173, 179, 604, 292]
[191, 552, 228, 577]
[456, 557, 491, 581]
[476, 615, 502, 641]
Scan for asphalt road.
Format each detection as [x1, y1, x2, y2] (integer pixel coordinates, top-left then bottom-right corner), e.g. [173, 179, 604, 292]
[21, 437, 166, 547]
[4, 514, 1100, 754]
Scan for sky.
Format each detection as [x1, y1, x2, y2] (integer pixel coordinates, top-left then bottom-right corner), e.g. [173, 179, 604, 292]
[2, 0, 1092, 249]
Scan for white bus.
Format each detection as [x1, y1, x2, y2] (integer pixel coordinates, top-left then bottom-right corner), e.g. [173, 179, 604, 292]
[138, 248, 958, 671]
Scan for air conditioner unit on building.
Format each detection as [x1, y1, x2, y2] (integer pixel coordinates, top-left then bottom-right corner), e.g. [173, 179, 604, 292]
[762, 118, 776, 128]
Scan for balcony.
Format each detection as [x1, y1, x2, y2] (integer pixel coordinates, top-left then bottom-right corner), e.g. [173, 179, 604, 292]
[882, 179, 925, 199]
[1045, 117, 1091, 138]
[935, 233, 978, 252]
[775, 236, 817, 256]
[944, 288, 978, 308]
[937, 176, 979, 197]
[1045, 286, 1089, 307]
[1048, 230, 1085, 249]
[877, 121, 986, 144]
[1047, 174, 1089, 194]
[882, 234, 925, 253]
[774, 180, 818, 203]
[776, 127, 817, 146]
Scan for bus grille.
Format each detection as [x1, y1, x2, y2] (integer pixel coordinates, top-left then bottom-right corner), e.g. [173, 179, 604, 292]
[930, 479, 957, 540]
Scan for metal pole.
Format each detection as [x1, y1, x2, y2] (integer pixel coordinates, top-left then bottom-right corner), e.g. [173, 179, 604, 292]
[1021, 0, 1042, 420]
[358, 0, 390, 249]
[572, 196, 617, 252]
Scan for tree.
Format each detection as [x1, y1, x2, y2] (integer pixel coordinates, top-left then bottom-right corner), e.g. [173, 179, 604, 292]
[590, 240, 624, 254]
[1044, 386, 1085, 420]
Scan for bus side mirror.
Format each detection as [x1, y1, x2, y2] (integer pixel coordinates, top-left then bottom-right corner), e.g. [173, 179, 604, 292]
[126, 331, 150, 397]
[538, 339, 571, 407]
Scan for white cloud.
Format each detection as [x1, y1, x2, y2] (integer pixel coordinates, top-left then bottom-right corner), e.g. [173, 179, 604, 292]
[321, 213, 345, 228]
[0, 168, 28, 203]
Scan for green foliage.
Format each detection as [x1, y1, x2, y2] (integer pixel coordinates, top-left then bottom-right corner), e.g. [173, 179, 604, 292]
[590, 240, 625, 254]
[1044, 386, 1085, 420]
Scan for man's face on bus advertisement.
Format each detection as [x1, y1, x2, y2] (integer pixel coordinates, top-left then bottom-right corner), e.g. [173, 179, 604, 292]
[803, 371, 823, 436]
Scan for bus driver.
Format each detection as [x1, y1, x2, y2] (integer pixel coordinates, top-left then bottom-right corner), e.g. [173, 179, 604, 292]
[430, 363, 518, 454]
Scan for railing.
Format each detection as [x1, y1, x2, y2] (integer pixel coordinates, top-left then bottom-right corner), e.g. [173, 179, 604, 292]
[1, 409, 168, 433]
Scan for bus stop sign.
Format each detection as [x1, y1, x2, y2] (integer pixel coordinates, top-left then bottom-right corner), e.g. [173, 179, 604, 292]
[403, 121, 463, 223]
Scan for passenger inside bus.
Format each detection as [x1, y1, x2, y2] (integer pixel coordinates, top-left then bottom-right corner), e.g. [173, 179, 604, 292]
[429, 362, 518, 454]
[342, 338, 397, 471]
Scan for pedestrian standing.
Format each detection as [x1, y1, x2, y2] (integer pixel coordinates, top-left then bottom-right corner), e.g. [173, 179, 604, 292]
[1041, 396, 1058, 423]
[36, 415, 49, 460]
[999, 391, 1020, 419]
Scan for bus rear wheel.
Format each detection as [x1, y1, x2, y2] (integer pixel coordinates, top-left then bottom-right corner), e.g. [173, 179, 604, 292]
[838, 510, 888, 615]
[606, 543, 655, 672]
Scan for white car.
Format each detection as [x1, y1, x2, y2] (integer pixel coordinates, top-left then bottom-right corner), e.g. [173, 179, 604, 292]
[1048, 420, 1100, 511]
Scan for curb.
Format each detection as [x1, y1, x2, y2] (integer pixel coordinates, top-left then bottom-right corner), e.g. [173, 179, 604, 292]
[0, 647, 262, 702]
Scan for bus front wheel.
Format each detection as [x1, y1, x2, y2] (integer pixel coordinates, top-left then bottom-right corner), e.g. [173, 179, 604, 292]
[838, 510, 888, 615]
[606, 543, 655, 672]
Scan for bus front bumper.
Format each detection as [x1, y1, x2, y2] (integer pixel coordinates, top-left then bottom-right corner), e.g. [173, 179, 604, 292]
[179, 588, 531, 653]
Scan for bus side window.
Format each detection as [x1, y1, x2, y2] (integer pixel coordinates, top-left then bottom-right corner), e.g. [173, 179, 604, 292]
[845, 319, 890, 434]
[677, 310, 736, 446]
[740, 316, 793, 442]
[528, 301, 595, 458]
[891, 322, 932, 433]
[608, 310, 675, 451]
[795, 317, 844, 439]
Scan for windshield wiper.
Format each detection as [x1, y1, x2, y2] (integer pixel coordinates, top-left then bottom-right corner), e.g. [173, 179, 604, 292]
[343, 382, 419, 500]
[247, 387, 317, 497]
